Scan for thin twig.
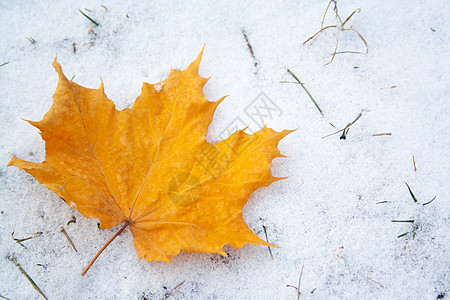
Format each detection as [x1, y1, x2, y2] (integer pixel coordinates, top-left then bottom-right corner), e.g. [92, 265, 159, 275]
[342, 8, 361, 27]
[296, 266, 304, 300]
[0, 62, 9, 67]
[262, 225, 274, 260]
[342, 28, 368, 53]
[7, 255, 48, 300]
[334, 51, 365, 55]
[12, 230, 34, 243]
[321, 0, 335, 28]
[303, 0, 368, 63]
[412, 155, 417, 172]
[367, 277, 384, 288]
[372, 133, 392, 136]
[61, 227, 78, 252]
[391, 220, 415, 223]
[242, 29, 258, 72]
[324, 34, 339, 66]
[286, 266, 305, 299]
[303, 25, 337, 45]
[12, 230, 41, 248]
[322, 112, 363, 139]
[162, 281, 185, 299]
[331, 0, 342, 23]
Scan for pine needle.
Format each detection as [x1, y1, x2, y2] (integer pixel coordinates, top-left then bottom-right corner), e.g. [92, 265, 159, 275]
[262, 225, 274, 260]
[79, 9, 99, 26]
[405, 182, 418, 203]
[7, 255, 48, 300]
[286, 69, 324, 116]
[423, 196, 436, 206]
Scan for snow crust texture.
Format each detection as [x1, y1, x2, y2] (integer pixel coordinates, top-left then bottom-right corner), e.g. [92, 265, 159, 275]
[0, 0, 449, 299]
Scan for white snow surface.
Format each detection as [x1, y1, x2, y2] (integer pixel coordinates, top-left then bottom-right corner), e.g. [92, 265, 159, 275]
[1, 1, 449, 299]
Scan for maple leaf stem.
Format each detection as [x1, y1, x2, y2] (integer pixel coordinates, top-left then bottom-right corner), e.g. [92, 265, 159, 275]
[81, 222, 129, 276]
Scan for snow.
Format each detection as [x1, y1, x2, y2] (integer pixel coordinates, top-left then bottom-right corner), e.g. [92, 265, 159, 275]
[1, 0, 449, 299]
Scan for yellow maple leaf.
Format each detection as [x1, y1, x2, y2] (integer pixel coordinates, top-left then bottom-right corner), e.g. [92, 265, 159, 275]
[8, 48, 292, 275]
